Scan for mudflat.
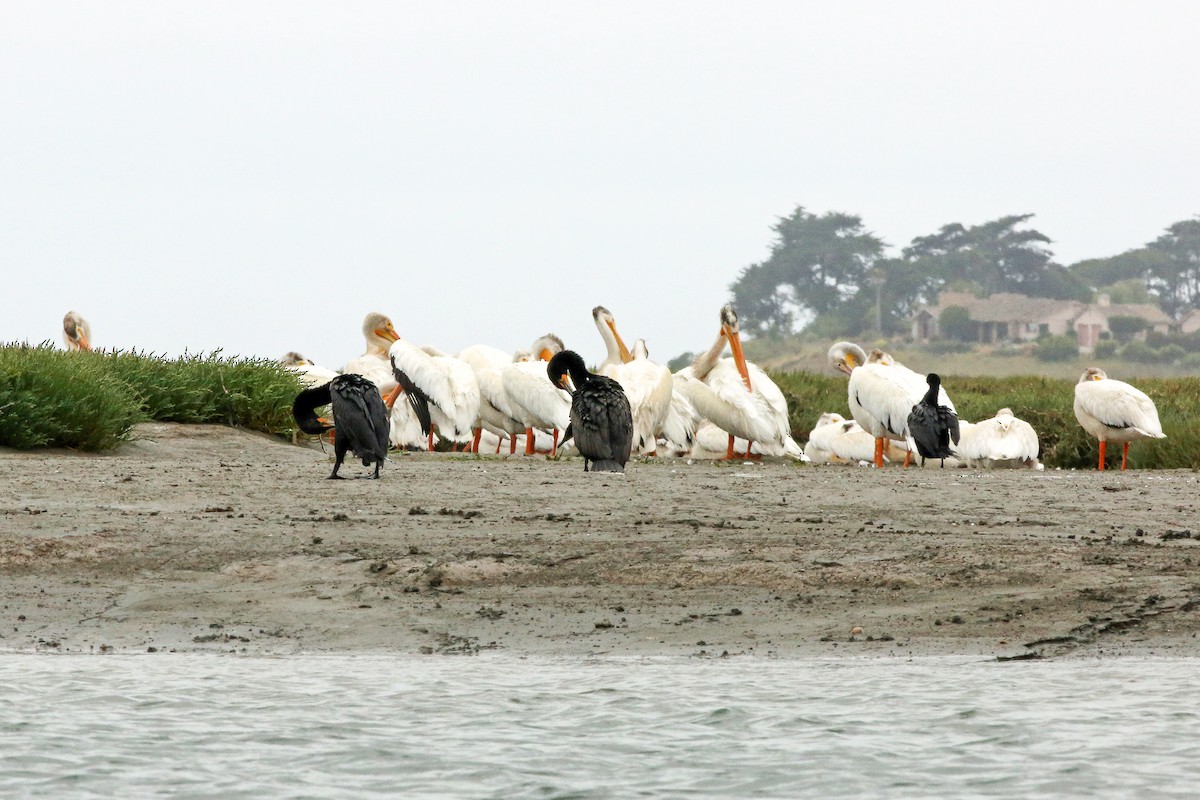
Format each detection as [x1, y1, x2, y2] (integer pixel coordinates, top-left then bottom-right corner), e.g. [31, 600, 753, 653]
[3, 423, 1198, 659]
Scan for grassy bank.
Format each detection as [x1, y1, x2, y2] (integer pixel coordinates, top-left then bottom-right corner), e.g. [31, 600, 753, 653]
[0, 344, 304, 451]
[772, 371, 1200, 470]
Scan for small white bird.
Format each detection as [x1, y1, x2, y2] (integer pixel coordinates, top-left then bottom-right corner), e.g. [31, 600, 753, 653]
[954, 408, 1041, 469]
[1073, 367, 1165, 470]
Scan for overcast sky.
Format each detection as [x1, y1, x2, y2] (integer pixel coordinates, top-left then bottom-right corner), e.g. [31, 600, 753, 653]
[3, 2, 1198, 368]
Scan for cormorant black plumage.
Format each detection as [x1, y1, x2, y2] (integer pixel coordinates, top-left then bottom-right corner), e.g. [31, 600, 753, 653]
[906, 372, 960, 466]
[547, 350, 633, 473]
[293, 373, 390, 479]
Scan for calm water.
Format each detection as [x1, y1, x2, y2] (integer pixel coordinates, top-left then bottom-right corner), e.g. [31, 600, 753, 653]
[1, 654, 1197, 798]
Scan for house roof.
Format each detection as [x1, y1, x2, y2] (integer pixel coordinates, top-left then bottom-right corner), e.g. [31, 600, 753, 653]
[927, 291, 1172, 326]
[932, 292, 1083, 324]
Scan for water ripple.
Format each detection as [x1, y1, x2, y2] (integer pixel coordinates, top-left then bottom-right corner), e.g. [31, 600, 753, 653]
[2, 655, 1200, 797]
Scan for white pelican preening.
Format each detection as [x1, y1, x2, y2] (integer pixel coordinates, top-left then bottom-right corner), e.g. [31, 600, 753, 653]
[592, 306, 674, 455]
[828, 342, 955, 468]
[63, 311, 92, 351]
[500, 334, 572, 455]
[1073, 367, 1165, 470]
[457, 344, 527, 453]
[955, 408, 1041, 469]
[677, 304, 801, 459]
[389, 340, 481, 451]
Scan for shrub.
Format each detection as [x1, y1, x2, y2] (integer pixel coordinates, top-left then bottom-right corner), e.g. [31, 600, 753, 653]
[0, 344, 143, 450]
[939, 306, 974, 342]
[1119, 340, 1155, 363]
[1033, 335, 1079, 362]
[1107, 315, 1147, 343]
[0, 344, 305, 451]
[1093, 340, 1118, 359]
[1158, 344, 1187, 364]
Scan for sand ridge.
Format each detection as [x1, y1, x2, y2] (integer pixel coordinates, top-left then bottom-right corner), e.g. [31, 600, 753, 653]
[3, 422, 1199, 659]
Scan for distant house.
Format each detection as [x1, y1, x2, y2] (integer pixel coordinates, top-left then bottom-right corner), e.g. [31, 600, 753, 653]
[912, 291, 1173, 352]
[1181, 308, 1200, 335]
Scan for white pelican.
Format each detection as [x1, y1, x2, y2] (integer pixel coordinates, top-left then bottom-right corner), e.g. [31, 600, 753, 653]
[955, 408, 1041, 469]
[389, 340, 481, 451]
[677, 304, 801, 459]
[624, 339, 701, 456]
[457, 344, 527, 454]
[1074, 367, 1165, 470]
[592, 306, 674, 455]
[804, 412, 849, 464]
[342, 312, 428, 450]
[500, 334, 572, 455]
[828, 342, 955, 468]
[63, 311, 92, 351]
[805, 412, 906, 465]
[282, 352, 340, 388]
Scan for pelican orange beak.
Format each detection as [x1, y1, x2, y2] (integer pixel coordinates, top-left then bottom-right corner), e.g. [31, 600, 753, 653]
[77, 333, 91, 351]
[606, 319, 633, 363]
[375, 321, 401, 343]
[538, 348, 555, 362]
[836, 351, 857, 376]
[723, 322, 752, 392]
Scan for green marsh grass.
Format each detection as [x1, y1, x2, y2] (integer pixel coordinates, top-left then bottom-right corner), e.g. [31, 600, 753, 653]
[0, 344, 305, 451]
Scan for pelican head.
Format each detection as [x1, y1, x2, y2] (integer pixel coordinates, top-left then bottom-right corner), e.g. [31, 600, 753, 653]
[631, 339, 650, 360]
[815, 411, 846, 427]
[994, 408, 1015, 431]
[1080, 367, 1107, 383]
[719, 304, 752, 392]
[63, 311, 91, 351]
[362, 312, 400, 350]
[593, 305, 633, 364]
[530, 333, 565, 362]
[281, 351, 309, 366]
[512, 349, 533, 363]
[867, 348, 894, 366]
[827, 342, 867, 376]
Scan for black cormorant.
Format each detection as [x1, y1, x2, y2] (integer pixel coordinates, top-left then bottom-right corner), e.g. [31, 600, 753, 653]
[547, 350, 633, 473]
[293, 373, 391, 479]
[906, 373, 960, 466]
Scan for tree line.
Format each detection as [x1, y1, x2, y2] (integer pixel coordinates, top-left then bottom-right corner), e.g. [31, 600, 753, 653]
[728, 207, 1200, 339]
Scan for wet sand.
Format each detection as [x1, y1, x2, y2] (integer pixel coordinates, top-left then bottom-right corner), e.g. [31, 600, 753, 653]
[3, 423, 1199, 659]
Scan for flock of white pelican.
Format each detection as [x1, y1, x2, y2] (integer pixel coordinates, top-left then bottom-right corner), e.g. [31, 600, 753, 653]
[61, 306, 1167, 473]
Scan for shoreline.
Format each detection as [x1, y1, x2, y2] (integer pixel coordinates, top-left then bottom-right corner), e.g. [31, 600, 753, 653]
[4, 423, 1199, 660]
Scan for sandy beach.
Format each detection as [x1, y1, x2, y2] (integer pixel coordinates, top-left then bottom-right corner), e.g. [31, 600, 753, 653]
[3, 422, 1199, 660]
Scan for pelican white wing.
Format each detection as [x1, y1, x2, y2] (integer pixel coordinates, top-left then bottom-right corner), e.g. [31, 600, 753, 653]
[1074, 379, 1164, 440]
[501, 360, 571, 432]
